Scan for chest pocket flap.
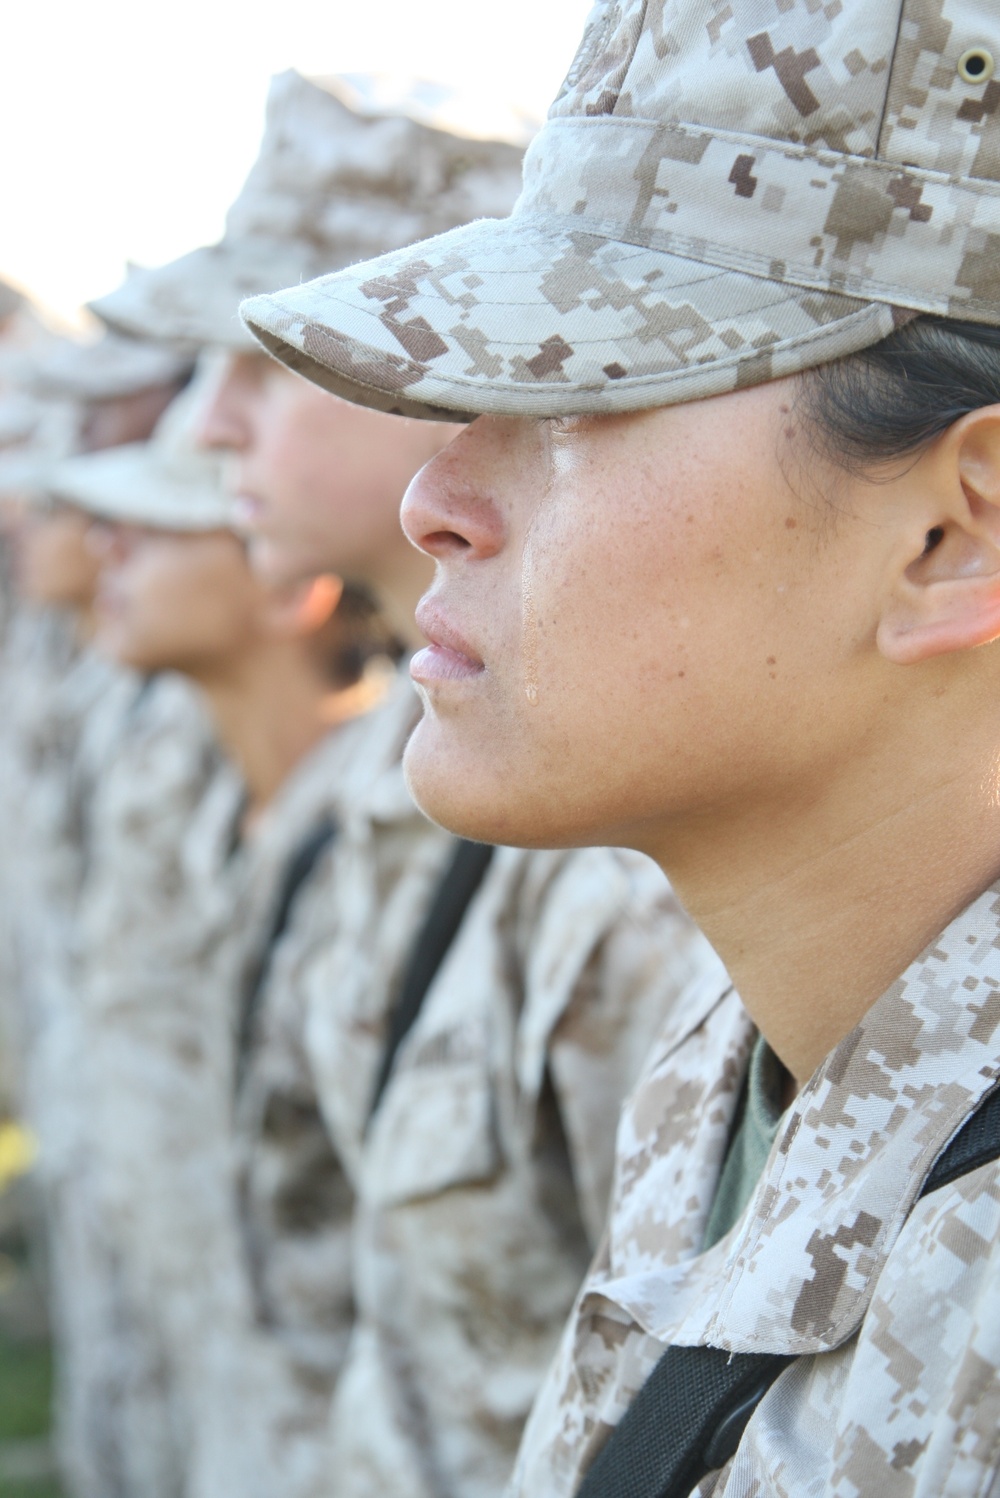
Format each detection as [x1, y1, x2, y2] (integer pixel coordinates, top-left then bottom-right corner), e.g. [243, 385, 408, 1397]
[364, 1016, 501, 1206]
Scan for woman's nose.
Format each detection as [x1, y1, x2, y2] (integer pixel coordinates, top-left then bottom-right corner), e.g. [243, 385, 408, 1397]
[197, 361, 250, 452]
[401, 420, 506, 562]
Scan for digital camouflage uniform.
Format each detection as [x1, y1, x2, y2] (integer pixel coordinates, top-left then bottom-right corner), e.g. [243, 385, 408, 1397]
[0, 606, 81, 1108]
[165, 702, 399, 1498]
[0, 613, 140, 1498]
[311, 842, 718, 1498]
[87, 674, 442, 1498]
[69, 681, 216, 1498]
[509, 887, 1000, 1497]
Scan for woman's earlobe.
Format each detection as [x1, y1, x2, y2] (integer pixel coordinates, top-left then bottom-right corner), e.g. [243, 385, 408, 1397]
[263, 574, 343, 640]
[880, 530, 1000, 665]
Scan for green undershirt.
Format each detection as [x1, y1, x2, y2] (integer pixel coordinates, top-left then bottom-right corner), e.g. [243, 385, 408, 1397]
[702, 1032, 786, 1251]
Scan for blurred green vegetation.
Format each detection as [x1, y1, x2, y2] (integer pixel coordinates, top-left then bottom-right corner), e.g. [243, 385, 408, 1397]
[0, 1171, 62, 1498]
[0, 1331, 60, 1497]
[0, 1336, 54, 1443]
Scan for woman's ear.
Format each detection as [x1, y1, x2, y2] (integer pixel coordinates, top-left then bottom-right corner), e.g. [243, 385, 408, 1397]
[878, 406, 1000, 666]
[260, 572, 343, 641]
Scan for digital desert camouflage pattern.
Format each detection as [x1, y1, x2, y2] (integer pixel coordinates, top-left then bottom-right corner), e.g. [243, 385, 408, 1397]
[183, 680, 452, 1498]
[76, 680, 436, 1498]
[0, 398, 80, 498]
[90, 71, 524, 351]
[0, 609, 79, 1099]
[50, 366, 232, 532]
[14, 330, 190, 404]
[72, 673, 222, 1498]
[510, 883, 1000, 1498]
[0, 622, 140, 1498]
[242, 0, 1000, 420]
[306, 830, 717, 1498]
[188, 720, 373, 1498]
[80, 716, 357, 1498]
[298, 673, 456, 1181]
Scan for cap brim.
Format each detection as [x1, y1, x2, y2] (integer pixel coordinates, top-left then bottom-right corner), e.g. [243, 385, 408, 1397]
[90, 241, 319, 352]
[49, 445, 232, 532]
[240, 215, 899, 422]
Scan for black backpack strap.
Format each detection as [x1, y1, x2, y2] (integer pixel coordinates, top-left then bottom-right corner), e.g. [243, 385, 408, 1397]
[575, 1345, 793, 1498]
[576, 1079, 1000, 1498]
[367, 839, 495, 1124]
[921, 1081, 1000, 1197]
[235, 813, 339, 1094]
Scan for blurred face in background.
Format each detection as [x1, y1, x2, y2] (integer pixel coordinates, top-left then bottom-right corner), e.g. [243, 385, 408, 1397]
[199, 351, 456, 589]
[93, 521, 267, 677]
[14, 502, 101, 613]
[79, 380, 184, 455]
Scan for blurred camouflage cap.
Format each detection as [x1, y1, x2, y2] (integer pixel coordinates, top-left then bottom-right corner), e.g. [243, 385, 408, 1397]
[48, 362, 230, 530]
[15, 330, 191, 403]
[89, 71, 525, 351]
[241, 0, 1000, 420]
[0, 278, 25, 324]
[0, 401, 80, 501]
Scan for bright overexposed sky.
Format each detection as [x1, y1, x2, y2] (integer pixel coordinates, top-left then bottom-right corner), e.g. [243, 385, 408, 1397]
[0, 0, 592, 324]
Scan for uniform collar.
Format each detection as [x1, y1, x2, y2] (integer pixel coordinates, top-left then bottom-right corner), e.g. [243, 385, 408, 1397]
[597, 883, 1000, 1356]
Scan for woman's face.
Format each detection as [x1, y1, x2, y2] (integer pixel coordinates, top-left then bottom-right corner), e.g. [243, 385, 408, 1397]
[198, 352, 455, 589]
[15, 504, 101, 611]
[79, 381, 182, 454]
[94, 525, 264, 675]
[400, 379, 902, 853]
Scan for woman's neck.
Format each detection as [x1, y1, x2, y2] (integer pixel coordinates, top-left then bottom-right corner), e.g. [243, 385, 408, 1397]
[647, 699, 1000, 1089]
[192, 642, 331, 824]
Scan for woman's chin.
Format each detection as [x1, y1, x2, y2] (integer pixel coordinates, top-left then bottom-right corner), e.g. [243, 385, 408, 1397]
[401, 717, 571, 850]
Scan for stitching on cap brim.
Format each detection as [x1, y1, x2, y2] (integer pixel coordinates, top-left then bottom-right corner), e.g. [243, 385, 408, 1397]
[243, 291, 889, 421]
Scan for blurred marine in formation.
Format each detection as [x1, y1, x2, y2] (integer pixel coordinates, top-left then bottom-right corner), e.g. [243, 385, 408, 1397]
[0, 326, 216, 1497]
[86, 69, 722, 1498]
[0, 59, 724, 1498]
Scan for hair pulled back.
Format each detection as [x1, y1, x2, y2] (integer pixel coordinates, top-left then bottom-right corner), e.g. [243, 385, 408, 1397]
[309, 581, 405, 691]
[802, 317, 1000, 471]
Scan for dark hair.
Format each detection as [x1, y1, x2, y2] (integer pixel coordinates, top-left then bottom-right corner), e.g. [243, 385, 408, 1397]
[309, 581, 406, 690]
[801, 316, 1000, 471]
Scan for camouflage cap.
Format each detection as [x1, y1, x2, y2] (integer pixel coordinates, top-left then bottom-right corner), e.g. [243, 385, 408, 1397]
[0, 400, 81, 501]
[15, 330, 191, 403]
[0, 389, 43, 451]
[89, 71, 525, 351]
[0, 278, 25, 325]
[241, 0, 1000, 420]
[48, 365, 230, 531]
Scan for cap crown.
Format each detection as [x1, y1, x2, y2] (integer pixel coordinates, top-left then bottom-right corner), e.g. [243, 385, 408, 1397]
[225, 71, 526, 268]
[17, 332, 190, 403]
[553, 0, 999, 176]
[518, 0, 1000, 321]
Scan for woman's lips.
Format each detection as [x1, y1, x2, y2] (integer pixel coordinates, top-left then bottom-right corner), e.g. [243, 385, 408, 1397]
[410, 643, 484, 684]
[412, 600, 485, 685]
